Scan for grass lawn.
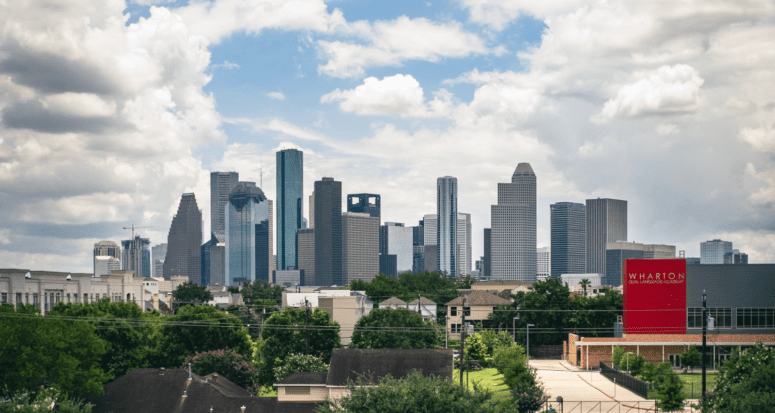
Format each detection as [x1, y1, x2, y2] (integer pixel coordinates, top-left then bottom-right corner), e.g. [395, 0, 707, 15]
[647, 372, 718, 399]
[453, 368, 512, 403]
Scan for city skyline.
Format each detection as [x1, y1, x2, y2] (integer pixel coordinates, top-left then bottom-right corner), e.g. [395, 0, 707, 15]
[3, 0, 775, 273]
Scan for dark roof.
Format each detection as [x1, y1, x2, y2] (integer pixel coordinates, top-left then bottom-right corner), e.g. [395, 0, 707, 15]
[274, 371, 328, 386]
[408, 296, 436, 305]
[445, 290, 512, 306]
[326, 348, 453, 386]
[88, 368, 318, 413]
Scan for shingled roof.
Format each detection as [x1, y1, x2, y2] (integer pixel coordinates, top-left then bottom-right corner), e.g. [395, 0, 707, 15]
[326, 348, 453, 386]
[87, 368, 318, 413]
[274, 371, 328, 386]
[407, 296, 436, 306]
[378, 296, 408, 307]
[445, 290, 512, 306]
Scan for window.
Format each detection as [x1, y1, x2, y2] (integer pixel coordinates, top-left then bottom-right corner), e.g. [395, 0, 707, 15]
[737, 308, 775, 328]
[450, 307, 457, 316]
[285, 387, 310, 395]
[66, 293, 70, 303]
[463, 307, 471, 317]
[688, 308, 732, 328]
[1, 293, 6, 303]
[451, 323, 462, 334]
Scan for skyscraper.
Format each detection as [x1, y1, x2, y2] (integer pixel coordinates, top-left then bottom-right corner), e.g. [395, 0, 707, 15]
[94, 240, 120, 276]
[314, 177, 342, 286]
[163, 193, 203, 283]
[380, 222, 414, 274]
[483, 228, 491, 279]
[121, 236, 150, 278]
[423, 214, 438, 273]
[276, 149, 303, 271]
[491, 163, 537, 281]
[297, 228, 315, 285]
[151, 244, 167, 278]
[550, 202, 586, 279]
[586, 198, 627, 275]
[605, 241, 675, 285]
[457, 213, 472, 276]
[225, 182, 273, 285]
[210, 172, 239, 236]
[700, 239, 733, 264]
[437, 177, 457, 277]
[342, 212, 379, 283]
[537, 247, 550, 281]
[347, 194, 381, 221]
[309, 192, 315, 229]
[412, 221, 424, 274]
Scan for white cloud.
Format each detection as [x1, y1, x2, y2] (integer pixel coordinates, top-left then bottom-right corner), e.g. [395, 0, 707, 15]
[656, 123, 679, 135]
[211, 60, 240, 70]
[0, 228, 10, 245]
[739, 125, 775, 152]
[592, 64, 705, 123]
[460, 0, 587, 29]
[40, 93, 117, 117]
[321, 74, 452, 117]
[266, 91, 286, 100]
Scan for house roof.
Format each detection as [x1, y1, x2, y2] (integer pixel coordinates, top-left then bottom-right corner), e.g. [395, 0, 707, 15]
[407, 296, 436, 306]
[379, 296, 408, 306]
[326, 348, 453, 387]
[274, 371, 328, 386]
[87, 368, 318, 413]
[445, 290, 512, 306]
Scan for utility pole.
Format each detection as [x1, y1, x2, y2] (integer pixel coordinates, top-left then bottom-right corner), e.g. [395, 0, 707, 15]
[305, 298, 310, 356]
[459, 298, 467, 387]
[702, 289, 707, 398]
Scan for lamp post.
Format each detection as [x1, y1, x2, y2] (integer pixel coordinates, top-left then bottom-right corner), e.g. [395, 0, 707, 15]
[526, 323, 535, 369]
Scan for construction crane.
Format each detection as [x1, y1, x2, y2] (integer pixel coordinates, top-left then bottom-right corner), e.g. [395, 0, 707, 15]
[123, 224, 152, 277]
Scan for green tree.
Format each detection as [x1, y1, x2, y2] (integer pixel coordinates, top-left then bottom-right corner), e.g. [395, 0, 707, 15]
[579, 278, 590, 296]
[316, 371, 515, 413]
[259, 307, 341, 386]
[463, 333, 489, 362]
[656, 369, 685, 412]
[156, 305, 252, 367]
[0, 388, 93, 413]
[350, 308, 440, 349]
[183, 349, 260, 394]
[638, 361, 673, 392]
[621, 353, 645, 376]
[493, 343, 533, 389]
[273, 354, 328, 381]
[680, 345, 701, 373]
[612, 345, 625, 368]
[511, 378, 550, 413]
[0, 304, 110, 398]
[240, 280, 283, 305]
[171, 281, 213, 310]
[49, 300, 153, 379]
[697, 343, 775, 413]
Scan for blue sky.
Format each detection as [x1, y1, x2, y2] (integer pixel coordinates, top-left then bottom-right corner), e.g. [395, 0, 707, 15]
[2, 0, 775, 273]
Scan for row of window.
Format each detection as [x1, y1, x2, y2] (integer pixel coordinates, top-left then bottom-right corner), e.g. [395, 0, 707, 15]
[687, 307, 775, 328]
[1, 292, 134, 307]
[448, 306, 470, 317]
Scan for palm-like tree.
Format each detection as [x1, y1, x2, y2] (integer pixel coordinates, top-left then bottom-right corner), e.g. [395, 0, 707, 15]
[579, 279, 591, 296]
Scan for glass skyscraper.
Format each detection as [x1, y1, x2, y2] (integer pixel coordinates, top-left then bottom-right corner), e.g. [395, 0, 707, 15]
[121, 236, 150, 278]
[314, 177, 342, 286]
[437, 177, 457, 277]
[210, 172, 239, 236]
[701, 239, 733, 264]
[276, 149, 303, 271]
[225, 182, 272, 285]
[586, 198, 627, 275]
[550, 202, 586, 279]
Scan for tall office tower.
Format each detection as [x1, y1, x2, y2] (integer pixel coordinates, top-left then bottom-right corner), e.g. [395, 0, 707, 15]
[347, 194, 381, 221]
[94, 256, 121, 277]
[211, 172, 239, 236]
[457, 213, 472, 276]
[586, 198, 627, 275]
[163, 193, 203, 283]
[276, 149, 303, 271]
[94, 240, 120, 276]
[314, 177, 342, 286]
[342, 212, 379, 283]
[413, 221, 424, 274]
[491, 163, 537, 281]
[201, 234, 221, 285]
[483, 228, 491, 279]
[437, 177, 458, 277]
[121, 236, 151, 278]
[423, 214, 438, 273]
[550, 202, 586, 279]
[380, 222, 414, 274]
[605, 242, 675, 285]
[225, 182, 273, 285]
[537, 247, 551, 281]
[724, 249, 748, 264]
[302, 217, 308, 229]
[210, 239, 226, 286]
[309, 192, 315, 229]
[700, 239, 733, 264]
[297, 228, 315, 285]
[151, 244, 167, 278]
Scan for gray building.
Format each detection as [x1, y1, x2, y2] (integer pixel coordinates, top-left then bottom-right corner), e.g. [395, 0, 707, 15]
[297, 228, 315, 286]
[701, 239, 733, 264]
[724, 249, 748, 264]
[121, 236, 150, 278]
[94, 240, 120, 276]
[342, 212, 379, 283]
[151, 243, 166, 278]
[273, 269, 303, 288]
[380, 222, 414, 275]
[163, 193, 202, 283]
[437, 177, 457, 277]
[225, 182, 273, 285]
[491, 163, 537, 282]
[210, 171, 239, 236]
[550, 202, 586, 279]
[379, 254, 397, 277]
[209, 239, 225, 286]
[483, 228, 491, 279]
[605, 241, 676, 286]
[424, 245, 438, 273]
[586, 198, 627, 275]
[94, 256, 121, 277]
[537, 247, 550, 281]
[308, 192, 314, 229]
[276, 149, 304, 271]
[457, 213, 472, 276]
[347, 194, 380, 221]
[314, 177, 342, 286]
[413, 221, 424, 274]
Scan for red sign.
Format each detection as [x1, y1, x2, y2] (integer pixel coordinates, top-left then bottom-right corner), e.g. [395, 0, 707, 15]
[623, 259, 687, 334]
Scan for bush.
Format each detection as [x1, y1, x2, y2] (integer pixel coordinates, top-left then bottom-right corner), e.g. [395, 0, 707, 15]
[511, 375, 549, 413]
[612, 345, 625, 368]
[493, 344, 532, 389]
[273, 354, 328, 382]
[656, 369, 685, 412]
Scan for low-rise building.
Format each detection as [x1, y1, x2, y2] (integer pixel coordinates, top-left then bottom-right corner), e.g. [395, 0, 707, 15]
[282, 289, 373, 345]
[378, 296, 408, 309]
[408, 296, 437, 321]
[445, 290, 512, 340]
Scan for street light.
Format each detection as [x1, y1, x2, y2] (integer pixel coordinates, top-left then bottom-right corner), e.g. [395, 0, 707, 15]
[526, 323, 535, 369]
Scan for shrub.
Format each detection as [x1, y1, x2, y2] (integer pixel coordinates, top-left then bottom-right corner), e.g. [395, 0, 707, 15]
[183, 349, 260, 394]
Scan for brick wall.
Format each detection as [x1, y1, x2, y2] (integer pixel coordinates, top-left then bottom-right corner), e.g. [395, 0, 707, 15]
[568, 334, 579, 366]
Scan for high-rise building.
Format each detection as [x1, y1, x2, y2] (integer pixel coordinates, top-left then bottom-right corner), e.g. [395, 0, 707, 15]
[491, 163, 537, 281]
[121, 236, 150, 278]
[586, 198, 627, 275]
[94, 241, 120, 276]
[413, 221, 424, 274]
[380, 222, 414, 274]
[437, 177, 457, 277]
[209, 236, 226, 286]
[605, 241, 675, 286]
[483, 228, 491, 279]
[94, 256, 121, 277]
[342, 212, 379, 283]
[309, 192, 315, 229]
[314, 177, 342, 286]
[700, 239, 733, 264]
[211, 172, 239, 236]
[347, 194, 381, 221]
[550, 202, 586, 279]
[163, 193, 203, 283]
[151, 244, 167, 278]
[457, 213, 472, 276]
[379, 254, 398, 277]
[276, 149, 303, 271]
[537, 247, 550, 281]
[297, 228, 315, 286]
[225, 182, 273, 285]
[724, 249, 748, 264]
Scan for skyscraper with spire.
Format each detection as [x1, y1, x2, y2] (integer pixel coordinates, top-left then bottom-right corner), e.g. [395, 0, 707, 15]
[490, 163, 536, 281]
[276, 149, 303, 271]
